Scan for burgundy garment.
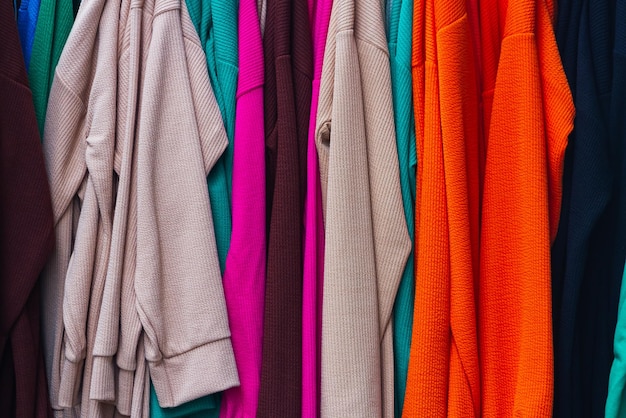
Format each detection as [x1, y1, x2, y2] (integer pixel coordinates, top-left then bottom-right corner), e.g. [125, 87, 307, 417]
[0, 2, 55, 417]
[258, 0, 312, 414]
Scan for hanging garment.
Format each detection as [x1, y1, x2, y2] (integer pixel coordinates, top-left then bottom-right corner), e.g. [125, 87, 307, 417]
[315, 0, 410, 415]
[29, 0, 74, 134]
[602, 0, 626, 416]
[89, 0, 145, 413]
[219, 0, 267, 415]
[41, 0, 120, 413]
[132, 0, 240, 406]
[402, 0, 481, 414]
[386, 0, 416, 414]
[148, 0, 239, 413]
[185, 0, 237, 273]
[477, 0, 574, 415]
[257, 0, 312, 414]
[301, 0, 331, 415]
[552, 0, 624, 416]
[17, 0, 41, 69]
[0, 3, 54, 416]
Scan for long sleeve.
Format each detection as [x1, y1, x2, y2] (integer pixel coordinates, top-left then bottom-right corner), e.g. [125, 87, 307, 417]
[316, 0, 410, 416]
[219, 1, 266, 415]
[29, 0, 74, 135]
[387, 0, 416, 414]
[301, 0, 332, 414]
[135, 0, 238, 407]
[477, 0, 574, 415]
[257, 0, 312, 414]
[54, 0, 119, 406]
[0, 3, 54, 415]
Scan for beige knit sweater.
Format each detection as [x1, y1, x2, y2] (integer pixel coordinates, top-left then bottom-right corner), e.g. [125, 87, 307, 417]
[43, 0, 239, 414]
[315, 0, 411, 416]
[42, 0, 120, 414]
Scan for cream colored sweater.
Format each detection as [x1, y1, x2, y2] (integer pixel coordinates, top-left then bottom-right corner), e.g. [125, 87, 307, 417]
[43, 0, 239, 414]
[315, 0, 411, 416]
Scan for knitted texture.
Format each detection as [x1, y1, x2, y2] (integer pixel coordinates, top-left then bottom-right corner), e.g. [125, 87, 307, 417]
[477, 0, 574, 415]
[0, 3, 54, 416]
[301, 0, 331, 414]
[149, 0, 239, 413]
[386, 0, 416, 414]
[552, 0, 624, 416]
[256, 0, 312, 414]
[402, 0, 481, 415]
[315, 0, 410, 415]
[28, 0, 74, 135]
[16, 0, 41, 69]
[41, 0, 119, 413]
[219, 0, 267, 415]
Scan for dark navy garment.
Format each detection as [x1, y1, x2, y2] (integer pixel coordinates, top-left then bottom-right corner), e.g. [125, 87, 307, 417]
[552, 0, 625, 416]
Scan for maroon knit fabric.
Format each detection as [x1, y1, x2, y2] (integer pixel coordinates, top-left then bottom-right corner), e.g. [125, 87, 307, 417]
[0, 3, 55, 417]
[258, 0, 312, 414]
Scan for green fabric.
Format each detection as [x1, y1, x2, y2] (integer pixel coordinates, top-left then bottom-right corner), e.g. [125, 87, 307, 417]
[387, 0, 416, 415]
[149, 0, 238, 417]
[607, 262, 626, 418]
[28, 0, 74, 135]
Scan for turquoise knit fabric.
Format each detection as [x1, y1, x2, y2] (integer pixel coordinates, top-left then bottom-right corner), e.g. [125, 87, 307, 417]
[28, 0, 74, 135]
[387, 0, 416, 415]
[149, 0, 238, 417]
[606, 262, 626, 418]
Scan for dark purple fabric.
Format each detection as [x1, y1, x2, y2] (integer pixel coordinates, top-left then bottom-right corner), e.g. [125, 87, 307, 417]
[258, 0, 312, 414]
[0, 2, 55, 417]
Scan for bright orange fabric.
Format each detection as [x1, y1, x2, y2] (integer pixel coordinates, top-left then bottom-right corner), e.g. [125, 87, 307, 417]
[402, 0, 481, 415]
[477, 0, 574, 417]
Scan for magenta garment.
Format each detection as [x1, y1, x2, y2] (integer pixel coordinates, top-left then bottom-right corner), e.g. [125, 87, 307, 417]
[219, 0, 266, 416]
[302, 0, 332, 416]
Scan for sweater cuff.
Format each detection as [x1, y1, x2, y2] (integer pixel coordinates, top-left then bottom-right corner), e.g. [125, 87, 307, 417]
[149, 337, 240, 408]
[116, 367, 135, 416]
[57, 357, 84, 408]
[89, 355, 116, 402]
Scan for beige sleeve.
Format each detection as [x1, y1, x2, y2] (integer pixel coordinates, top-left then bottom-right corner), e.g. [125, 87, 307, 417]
[133, 1, 239, 408]
[41, 73, 88, 413]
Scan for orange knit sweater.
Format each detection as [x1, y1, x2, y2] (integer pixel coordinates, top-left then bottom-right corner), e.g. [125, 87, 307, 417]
[403, 0, 481, 415]
[405, 0, 574, 415]
[477, 0, 573, 416]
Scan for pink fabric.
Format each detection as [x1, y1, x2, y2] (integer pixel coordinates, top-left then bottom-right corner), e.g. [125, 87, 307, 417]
[302, 0, 332, 416]
[219, 1, 266, 416]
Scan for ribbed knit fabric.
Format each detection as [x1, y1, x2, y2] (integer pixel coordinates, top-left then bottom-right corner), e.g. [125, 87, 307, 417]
[44, 0, 240, 414]
[134, 0, 239, 408]
[386, 0, 415, 415]
[41, 0, 119, 413]
[0, 4, 54, 416]
[315, 0, 410, 416]
[218, 0, 266, 416]
[89, 0, 144, 413]
[184, 0, 237, 273]
[477, 0, 574, 415]
[148, 0, 239, 414]
[402, 0, 481, 415]
[257, 0, 312, 415]
[602, 0, 626, 416]
[301, 0, 331, 415]
[609, 265, 626, 418]
[16, 0, 41, 69]
[551, 0, 623, 416]
[28, 0, 74, 135]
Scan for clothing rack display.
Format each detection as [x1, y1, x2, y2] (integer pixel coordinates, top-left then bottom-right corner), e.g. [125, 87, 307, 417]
[1, 0, 625, 416]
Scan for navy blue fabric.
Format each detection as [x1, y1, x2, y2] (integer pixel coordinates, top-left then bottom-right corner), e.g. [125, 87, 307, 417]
[552, 0, 626, 416]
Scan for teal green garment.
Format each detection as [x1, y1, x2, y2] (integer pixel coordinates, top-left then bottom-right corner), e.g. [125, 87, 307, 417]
[149, 0, 238, 417]
[387, 0, 416, 416]
[28, 0, 74, 135]
[606, 261, 626, 418]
